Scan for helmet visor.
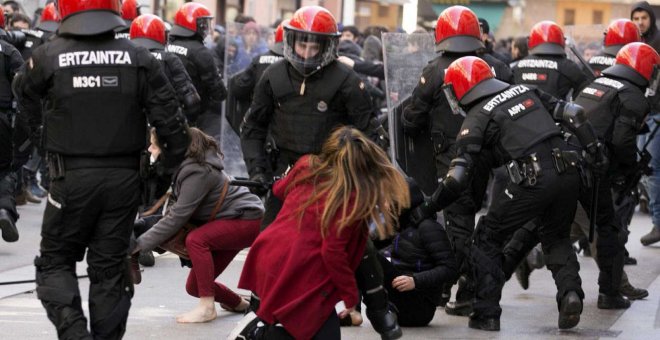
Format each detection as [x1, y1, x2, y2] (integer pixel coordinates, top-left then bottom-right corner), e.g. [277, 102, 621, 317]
[196, 17, 213, 39]
[283, 30, 338, 76]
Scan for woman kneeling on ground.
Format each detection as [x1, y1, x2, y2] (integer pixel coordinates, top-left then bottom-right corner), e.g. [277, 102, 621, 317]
[238, 126, 410, 339]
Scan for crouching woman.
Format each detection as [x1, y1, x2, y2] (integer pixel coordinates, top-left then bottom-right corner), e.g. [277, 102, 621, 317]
[134, 127, 264, 323]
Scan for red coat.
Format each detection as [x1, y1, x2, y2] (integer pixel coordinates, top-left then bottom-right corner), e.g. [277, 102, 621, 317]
[238, 155, 368, 339]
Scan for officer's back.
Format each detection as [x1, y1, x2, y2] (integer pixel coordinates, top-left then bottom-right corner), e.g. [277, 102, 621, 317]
[512, 21, 589, 100]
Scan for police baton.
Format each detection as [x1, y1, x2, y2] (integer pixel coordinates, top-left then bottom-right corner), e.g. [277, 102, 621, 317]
[589, 175, 599, 243]
[567, 42, 597, 82]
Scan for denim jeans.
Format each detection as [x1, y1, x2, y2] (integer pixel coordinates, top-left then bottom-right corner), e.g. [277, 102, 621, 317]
[645, 113, 660, 227]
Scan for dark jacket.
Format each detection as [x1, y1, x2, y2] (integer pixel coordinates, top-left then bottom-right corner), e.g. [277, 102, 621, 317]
[387, 219, 458, 303]
[631, 1, 660, 52]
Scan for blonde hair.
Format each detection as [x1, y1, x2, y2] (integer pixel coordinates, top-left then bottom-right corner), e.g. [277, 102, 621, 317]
[291, 127, 410, 239]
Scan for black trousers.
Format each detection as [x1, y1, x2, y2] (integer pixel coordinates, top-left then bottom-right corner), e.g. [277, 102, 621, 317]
[471, 164, 583, 319]
[435, 145, 491, 301]
[377, 254, 437, 327]
[502, 175, 628, 296]
[35, 168, 140, 340]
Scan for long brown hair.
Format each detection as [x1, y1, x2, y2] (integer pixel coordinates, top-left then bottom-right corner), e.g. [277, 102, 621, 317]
[152, 127, 223, 164]
[291, 127, 410, 239]
[185, 127, 223, 163]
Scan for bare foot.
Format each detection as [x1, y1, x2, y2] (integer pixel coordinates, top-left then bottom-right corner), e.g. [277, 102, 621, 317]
[176, 305, 217, 323]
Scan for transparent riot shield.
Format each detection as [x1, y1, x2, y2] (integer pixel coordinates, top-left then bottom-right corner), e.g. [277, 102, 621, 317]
[222, 22, 274, 177]
[382, 32, 437, 194]
[564, 24, 606, 78]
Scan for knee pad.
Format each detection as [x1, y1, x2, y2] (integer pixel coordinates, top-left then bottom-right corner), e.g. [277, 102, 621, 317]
[34, 256, 79, 305]
[543, 241, 574, 267]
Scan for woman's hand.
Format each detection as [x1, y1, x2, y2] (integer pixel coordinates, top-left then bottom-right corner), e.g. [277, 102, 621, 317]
[392, 275, 415, 292]
[337, 306, 356, 319]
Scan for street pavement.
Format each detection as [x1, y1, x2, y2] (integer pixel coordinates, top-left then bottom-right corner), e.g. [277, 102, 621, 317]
[2, 199, 660, 339]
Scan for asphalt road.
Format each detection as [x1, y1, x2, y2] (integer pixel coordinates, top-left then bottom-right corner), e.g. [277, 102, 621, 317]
[2, 199, 659, 339]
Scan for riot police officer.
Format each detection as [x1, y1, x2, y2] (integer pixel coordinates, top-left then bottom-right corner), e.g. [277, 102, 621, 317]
[400, 5, 512, 317]
[15, 2, 60, 61]
[114, 0, 142, 40]
[240, 6, 400, 339]
[17, 1, 189, 338]
[130, 14, 201, 123]
[412, 56, 606, 331]
[512, 21, 589, 100]
[227, 20, 286, 134]
[588, 19, 641, 76]
[0, 15, 23, 243]
[574, 42, 659, 308]
[167, 2, 227, 131]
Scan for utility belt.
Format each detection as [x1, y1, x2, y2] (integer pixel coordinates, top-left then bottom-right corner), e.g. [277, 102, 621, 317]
[506, 148, 581, 186]
[47, 152, 140, 180]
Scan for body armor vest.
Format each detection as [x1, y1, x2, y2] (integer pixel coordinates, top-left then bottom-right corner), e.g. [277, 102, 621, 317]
[40, 36, 145, 156]
[267, 60, 351, 155]
[462, 85, 561, 161]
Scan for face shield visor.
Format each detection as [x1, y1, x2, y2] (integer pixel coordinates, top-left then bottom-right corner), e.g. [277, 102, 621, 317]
[442, 83, 467, 117]
[196, 16, 213, 40]
[283, 29, 338, 77]
[647, 65, 660, 97]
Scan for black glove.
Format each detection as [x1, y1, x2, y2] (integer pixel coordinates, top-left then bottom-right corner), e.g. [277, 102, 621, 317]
[249, 168, 271, 197]
[584, 143, 609, 177]
[409, 199, 438, 227]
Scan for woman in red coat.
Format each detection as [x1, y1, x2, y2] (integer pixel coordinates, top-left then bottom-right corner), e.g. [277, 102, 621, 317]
[238, 127, 410, 339]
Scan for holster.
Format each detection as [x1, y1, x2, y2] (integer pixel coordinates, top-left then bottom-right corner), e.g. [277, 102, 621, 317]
[506, 153, 542, 186]
[46, 152, 65, 181]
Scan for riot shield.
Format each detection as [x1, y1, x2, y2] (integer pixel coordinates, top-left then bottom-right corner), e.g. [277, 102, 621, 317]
[222, 22, 274, 177]
[382, 32, 437, 194]
[564, 25, 606, 78]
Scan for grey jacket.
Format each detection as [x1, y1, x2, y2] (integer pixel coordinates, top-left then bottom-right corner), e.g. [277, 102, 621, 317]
[137, 150, 264, 251]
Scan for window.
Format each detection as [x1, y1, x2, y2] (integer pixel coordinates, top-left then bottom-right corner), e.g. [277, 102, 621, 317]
[593, 10, 603, 25]
[378, 5, 389, 17]
[564, 9, 575, 26]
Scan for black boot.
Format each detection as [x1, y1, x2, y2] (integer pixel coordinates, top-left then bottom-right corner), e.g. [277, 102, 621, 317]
[468, 315, 500, 331]
[365, 304, 402, 340]
[558, 291, 582, 329]
[0, 209, 18, 242]
[620, 282, 648, 300]
[138, 250, 155, 267]
[445, 275, 473, 316]
[438, 283, 451, 307]
[597, 293, 631, 309]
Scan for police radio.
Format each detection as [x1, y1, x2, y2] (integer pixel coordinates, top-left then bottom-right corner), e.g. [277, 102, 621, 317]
[442, 83, 466, 117]
[646, 65, 659, 98]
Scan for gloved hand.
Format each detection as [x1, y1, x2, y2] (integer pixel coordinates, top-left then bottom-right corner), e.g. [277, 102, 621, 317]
[249, 168, 271, 197]
[409, 199, 437, 227]
[584, 143, 609, 177]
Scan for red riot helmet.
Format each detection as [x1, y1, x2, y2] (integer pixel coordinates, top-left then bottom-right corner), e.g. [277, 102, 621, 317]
[271, 19, 289, 55]
[444, 56, 509, 106]
[603, 42, 660, 86]
[283, 6, 340, 76]
[528, 21, 566, 56]
[434, 6, 484, 53]
[130, 14, 166, 50]
[603, 19, 641, 56]
[121, 0, 143, 24]
[170, 2, 213, 39]
[56, 0, 126, 36]
[37, 2, 60, 33]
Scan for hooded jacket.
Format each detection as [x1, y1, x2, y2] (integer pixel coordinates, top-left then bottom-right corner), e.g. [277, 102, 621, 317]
[631, 1, 660, 52]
